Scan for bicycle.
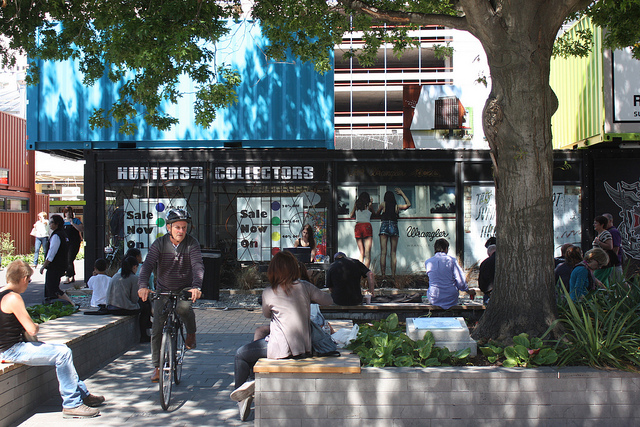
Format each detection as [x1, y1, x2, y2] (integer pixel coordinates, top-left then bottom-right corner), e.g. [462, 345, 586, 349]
[150, 290, 190, 410]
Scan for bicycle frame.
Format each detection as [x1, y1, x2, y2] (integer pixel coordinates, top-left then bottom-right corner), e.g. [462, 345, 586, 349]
[153, 290, 189, 410]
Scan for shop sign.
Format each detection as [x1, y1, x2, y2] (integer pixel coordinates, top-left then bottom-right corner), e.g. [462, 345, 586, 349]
[116, 166, 204, 181]
[214, 165, 314, 181]
[612, 48, 640, 122]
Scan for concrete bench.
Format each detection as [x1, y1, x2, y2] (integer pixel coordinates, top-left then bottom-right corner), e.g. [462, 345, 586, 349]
[320, 302, 486, 322]
[0, 312, 139, 425]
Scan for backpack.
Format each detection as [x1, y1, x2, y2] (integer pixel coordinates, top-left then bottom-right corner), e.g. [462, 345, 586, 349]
[310, 321, 340, 357]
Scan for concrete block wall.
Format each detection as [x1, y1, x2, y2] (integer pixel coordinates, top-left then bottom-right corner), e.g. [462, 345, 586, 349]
[255, 366, 640, 426]
[0, 314, 138, 426]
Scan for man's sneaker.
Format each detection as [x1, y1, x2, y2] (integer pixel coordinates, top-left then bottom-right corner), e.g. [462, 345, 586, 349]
[151, 367, 160, 382]
[230, 380, 255, 402]
[62, 404, 99, 418]
[238, 396, 253, 421]
[186, 333, 197, 349]
[83, 394, 105, 407]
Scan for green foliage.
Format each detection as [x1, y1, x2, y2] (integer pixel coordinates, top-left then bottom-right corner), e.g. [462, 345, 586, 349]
[433, 43, 454, 60]
[480, 334, 558, 368]
[27, 302, 78, 324]
[2, 0, 639, 134]
[550, 277, 640, 370]
[587, 0, 640, 60]
[0, 232, 16, 258]
[3, 0, 241, 133]
[347, 313, 471, 367]
[553, 29, 593, 59]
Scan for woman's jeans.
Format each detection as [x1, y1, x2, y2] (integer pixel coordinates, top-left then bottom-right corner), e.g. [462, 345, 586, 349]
[0, 342, 89, 408]
[234, 338, 267, 387]
[33, 237, 49, 266]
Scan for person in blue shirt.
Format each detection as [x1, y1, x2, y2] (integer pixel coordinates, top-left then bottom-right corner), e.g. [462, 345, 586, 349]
[569, 248, 608, 302]
[425, 238, 475, 309]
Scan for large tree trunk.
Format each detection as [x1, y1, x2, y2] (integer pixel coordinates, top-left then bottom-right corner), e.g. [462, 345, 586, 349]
[469, 4, 564, 343]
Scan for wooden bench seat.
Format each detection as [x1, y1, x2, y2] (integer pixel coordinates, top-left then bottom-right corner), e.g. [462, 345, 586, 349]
[254, 353, 361, 374]
[320, 302, 486, 322]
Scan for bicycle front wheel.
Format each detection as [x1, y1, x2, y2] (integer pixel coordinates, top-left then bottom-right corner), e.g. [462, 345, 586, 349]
[159, 330, 174, 410]
[174, 322, 186, 384]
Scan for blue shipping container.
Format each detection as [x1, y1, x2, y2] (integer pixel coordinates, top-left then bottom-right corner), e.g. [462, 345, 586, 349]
[27, 20, 335, 150]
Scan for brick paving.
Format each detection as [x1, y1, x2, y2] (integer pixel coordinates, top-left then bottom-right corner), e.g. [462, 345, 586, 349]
[1, 260, 272, 425]
[15, 307, 269, 426]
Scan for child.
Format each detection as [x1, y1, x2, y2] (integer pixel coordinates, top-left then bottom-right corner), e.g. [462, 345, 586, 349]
[0, 260, 104, 417]
[87, 258, 110, 308]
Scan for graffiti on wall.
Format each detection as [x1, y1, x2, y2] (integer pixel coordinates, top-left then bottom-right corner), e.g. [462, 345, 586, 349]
[604, 180, 640, 260]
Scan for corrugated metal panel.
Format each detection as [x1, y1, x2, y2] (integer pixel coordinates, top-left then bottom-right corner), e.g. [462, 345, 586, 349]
[550, 17, 604, 149]
[0, 211, 32, 255]
[26, 20, 334, 150]
[0, 111, 29, 190]
[35, 193, 49, 217]
[0, 194, 48, 255]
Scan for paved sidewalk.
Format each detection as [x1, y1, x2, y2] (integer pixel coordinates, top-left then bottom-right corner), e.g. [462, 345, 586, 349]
[0, 259, 86, 307]
[16, 308, 269, 426]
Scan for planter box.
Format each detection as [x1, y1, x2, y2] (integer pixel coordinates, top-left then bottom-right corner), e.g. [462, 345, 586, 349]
[256, 365, 640, 426]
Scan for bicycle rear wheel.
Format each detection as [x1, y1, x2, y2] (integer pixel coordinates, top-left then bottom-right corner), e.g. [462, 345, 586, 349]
[159, 330, 174, 410]
[174, 322, 186, 384]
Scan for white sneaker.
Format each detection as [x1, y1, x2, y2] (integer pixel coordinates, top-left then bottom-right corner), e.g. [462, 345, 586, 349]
[230, 380, 255, 402]
[62, 403, 99, 418]
[238, 396, 253, 421]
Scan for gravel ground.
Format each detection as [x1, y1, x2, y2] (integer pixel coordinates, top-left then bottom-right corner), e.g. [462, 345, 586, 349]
[70, 290, 261, 310]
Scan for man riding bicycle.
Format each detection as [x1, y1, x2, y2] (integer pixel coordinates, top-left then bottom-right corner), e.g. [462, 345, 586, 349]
[138, 208, 204, 382]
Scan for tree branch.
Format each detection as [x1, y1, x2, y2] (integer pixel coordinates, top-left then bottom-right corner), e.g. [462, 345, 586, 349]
[339, 0, 469, 32]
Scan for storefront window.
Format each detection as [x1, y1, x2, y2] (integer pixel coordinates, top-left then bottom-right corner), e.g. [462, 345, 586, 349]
[213, 183, 330, 262]
[0, 169, 8, 185]
[337, 184, 456, 276]
[463, 185, 581, 269]
[104, 182, 206, 260]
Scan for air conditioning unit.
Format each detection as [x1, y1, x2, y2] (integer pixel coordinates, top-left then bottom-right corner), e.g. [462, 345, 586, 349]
[61, 186, 81, 200]
[434, 96, 466, 130]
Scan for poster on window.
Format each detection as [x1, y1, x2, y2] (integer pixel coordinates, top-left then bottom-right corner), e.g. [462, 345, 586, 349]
[463, 185, 581, 269]
[236, 192, 326, 262]
[123, 198, 188, 258]
[463, 186, 496, 268]
[552, 186, 582, 255]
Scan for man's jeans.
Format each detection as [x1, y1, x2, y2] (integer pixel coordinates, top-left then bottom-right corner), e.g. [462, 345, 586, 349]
[0, 342, 88, 408]
[151, 295, 196, 367]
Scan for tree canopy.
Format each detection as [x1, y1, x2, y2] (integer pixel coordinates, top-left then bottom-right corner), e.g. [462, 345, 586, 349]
[2, 1, 637, 133]
[4, 0, 640, 342]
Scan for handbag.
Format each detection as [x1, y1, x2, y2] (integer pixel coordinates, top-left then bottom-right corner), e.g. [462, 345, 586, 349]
[30, 226, 37, 237]
[310, 321, 340, 357]
[606, 249, 620, 268]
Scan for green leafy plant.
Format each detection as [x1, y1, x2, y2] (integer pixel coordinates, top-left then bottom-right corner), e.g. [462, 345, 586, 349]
[0, 232, 16, 266]
[479, 334, 558, 367]
[550, 279, 640, 370]
[347, 313, 471, 368]
[26, 302, 78, 324]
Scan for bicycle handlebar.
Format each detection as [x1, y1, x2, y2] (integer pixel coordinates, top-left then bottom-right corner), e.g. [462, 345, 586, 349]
[149, 290, 193, 301]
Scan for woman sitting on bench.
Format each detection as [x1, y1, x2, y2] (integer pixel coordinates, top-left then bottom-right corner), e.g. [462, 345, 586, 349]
[230, 251, 333, 421]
